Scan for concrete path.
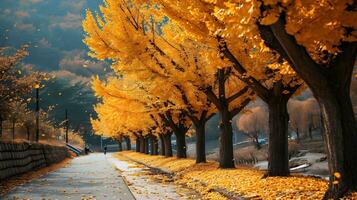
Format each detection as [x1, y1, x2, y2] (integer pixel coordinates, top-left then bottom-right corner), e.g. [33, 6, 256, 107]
[107, 154, 198, 200]
[2, 153, 135, 200]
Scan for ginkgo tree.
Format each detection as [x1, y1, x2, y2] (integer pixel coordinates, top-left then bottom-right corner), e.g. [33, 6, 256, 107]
[129, 0, 304, 176]
[139, 0, 357, 197]
[83, 0, 258, 166]
[256, 1, 357, 197]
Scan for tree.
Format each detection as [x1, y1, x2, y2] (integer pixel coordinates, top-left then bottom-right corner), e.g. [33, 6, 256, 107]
[7, 100, 27, 140]
[83, 0, 255, 166]
[0, 45, 47, 139]
[237, 106, 268, 149]
[22, 110, 34, 141]
[136, 0, 304, 175]
[255, 1, 357, 197]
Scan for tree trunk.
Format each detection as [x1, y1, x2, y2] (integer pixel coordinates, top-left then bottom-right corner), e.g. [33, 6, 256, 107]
[175, 130, 187, 158]
[219, 106, 235, 168]
[308, 125, 313, 140]
[195, 123, 206, 163]
[150, 136, 158, 155]
[163, 133, 173, 157]
[140, 137, 145, 153]
[126, 137, 131, 150]
[267, 97, 290, 176]
[296, 127, 300, 143]
[319, 90, 357, 199]
[12, 120, 15, 141]
[118, 139, 123, 151]
[136, 138, 140, 152]
[159, 134, 165, 156]
[153, 138, 159, 155]
[150, 137, 155, 155]
[0, 118, 2, 138]
[144, 137, 149, 154]
[27, 127, 30, 141]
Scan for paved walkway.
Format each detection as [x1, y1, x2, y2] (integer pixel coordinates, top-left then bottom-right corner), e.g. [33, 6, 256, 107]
[2, 153, 135, 200]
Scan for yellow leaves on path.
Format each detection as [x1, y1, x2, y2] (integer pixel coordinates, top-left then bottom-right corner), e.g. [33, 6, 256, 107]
[116, 151, 328, 200]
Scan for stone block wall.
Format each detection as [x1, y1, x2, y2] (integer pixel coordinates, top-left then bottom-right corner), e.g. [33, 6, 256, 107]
[0, 142, 70, 181]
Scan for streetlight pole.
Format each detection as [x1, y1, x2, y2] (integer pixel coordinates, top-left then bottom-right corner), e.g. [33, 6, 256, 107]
[35, 87, 40, 142]
[65, 109, 69, 144]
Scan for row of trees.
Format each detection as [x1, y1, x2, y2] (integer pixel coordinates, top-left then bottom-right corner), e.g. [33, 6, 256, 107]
[0, 45, 44, 139]
[0, 46, 84, 147]
[84, 0, 357, 198]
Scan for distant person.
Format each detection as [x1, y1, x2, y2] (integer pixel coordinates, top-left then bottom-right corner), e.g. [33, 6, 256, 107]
[104, 145, 107, 155]
[84, 145, 89, 155]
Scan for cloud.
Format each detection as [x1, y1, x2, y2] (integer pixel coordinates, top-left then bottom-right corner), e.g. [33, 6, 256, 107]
[38, 38, 52, 48]
[59, 50, 106, 76]
[14, 23, 36, 31]
[3, 9, 11, 15]
[51, 70, 90, 85]
[60, 0, 86, 12]
[20, 0, 43, 4]
[51, 13, 82, 30]
[15, 11, 29, 18]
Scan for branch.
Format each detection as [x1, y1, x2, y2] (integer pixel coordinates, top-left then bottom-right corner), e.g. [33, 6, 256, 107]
[218, 38, 270, 101]
[230, 97, 252, 117]
[227, 86, 249, 103]
[164, 112, 180, 133]
[185, 110, 200, 127]
[204, 86, 221, 110]
[268, 16, 328, 89]
[329, 42, 357, 91]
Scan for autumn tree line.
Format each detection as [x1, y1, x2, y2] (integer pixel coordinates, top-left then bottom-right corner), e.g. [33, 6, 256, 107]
[0, 46, 84, 147]
[84, 0, 357, 198]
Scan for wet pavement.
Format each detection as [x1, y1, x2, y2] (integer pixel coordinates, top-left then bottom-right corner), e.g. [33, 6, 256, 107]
[2, 153, 135, 200]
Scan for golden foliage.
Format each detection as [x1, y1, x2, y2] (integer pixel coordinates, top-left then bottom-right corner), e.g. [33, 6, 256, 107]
[115, 151, 328, 200]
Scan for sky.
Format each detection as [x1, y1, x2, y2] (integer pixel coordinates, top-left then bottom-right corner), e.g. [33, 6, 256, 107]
[0, 0, 107, 136]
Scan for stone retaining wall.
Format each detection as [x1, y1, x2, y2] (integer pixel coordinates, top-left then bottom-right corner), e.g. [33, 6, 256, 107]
[0, 142, 70, 181]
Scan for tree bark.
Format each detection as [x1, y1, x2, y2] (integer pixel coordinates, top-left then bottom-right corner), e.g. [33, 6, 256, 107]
[153, 139, 159, 155]
[163, 133, 173, 157]
[118, 139, 123, 152]
[144, 137, 149, 154]
[175, 130, 187, 158]
[150, 136, 155, 155]
[319, 90, 357, 199]
[159, 134, 165, 156]
[26, 127, 30, 141]
[140, 137, 145, 153]
[308, 125, 313, 140]
[136, 138, 140, 152]
[12, 120, 15, 141]
[267, 96, 290, 176]
[219, 105, 235, 168]
[195, 123, 206, 163]
[150, 136, 159, 155]
[296, 128, 300, 143]
[125, 137, 131, 150]
[0, 118, 2, 138]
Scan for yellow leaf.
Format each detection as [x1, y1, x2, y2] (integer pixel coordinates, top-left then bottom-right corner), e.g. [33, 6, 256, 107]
[334, 172, 341, 179]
